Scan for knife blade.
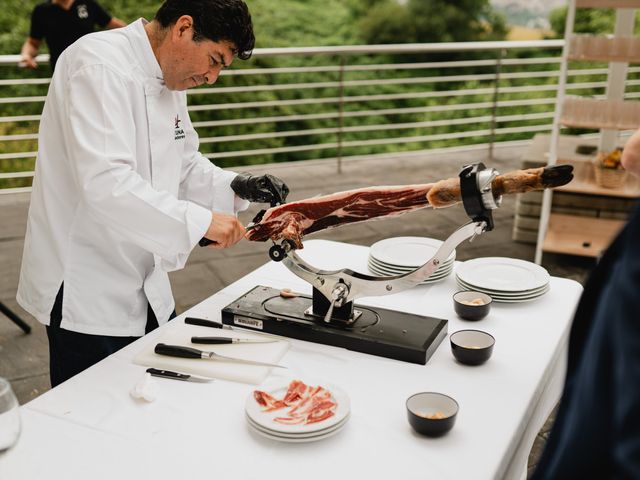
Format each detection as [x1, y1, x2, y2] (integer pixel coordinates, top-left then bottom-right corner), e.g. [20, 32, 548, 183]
[145, 368, 214, 383]
[154, 343, 286, 369]
[191, 336, 277, 345]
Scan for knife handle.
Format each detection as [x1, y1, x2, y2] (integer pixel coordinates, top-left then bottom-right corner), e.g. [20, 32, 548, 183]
[191, 336, 232, 344]
[155, 343, 203, 359]
[146, 368, 191, 381]
[184, 317, 224, 329]
[199, 238, 216, 247]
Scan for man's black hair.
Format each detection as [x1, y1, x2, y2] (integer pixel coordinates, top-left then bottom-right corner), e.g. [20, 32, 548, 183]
[155, 0, 255, 60]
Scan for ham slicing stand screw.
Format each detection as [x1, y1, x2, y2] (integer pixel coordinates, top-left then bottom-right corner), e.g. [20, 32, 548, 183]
[323, 283, 349, 323]
[269, 162, 503, 326]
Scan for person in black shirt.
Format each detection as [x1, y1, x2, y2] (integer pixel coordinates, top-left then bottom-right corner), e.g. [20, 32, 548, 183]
[21, 0, 125, 71]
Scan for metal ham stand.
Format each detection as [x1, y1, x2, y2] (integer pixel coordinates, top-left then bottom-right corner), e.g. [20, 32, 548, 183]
[221, 163, 501, 364]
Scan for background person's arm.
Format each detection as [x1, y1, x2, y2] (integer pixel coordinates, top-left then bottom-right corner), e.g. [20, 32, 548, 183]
[90, 0, 125, 30]
[106, 17, 126, 29]
[20, 37, 41, 69]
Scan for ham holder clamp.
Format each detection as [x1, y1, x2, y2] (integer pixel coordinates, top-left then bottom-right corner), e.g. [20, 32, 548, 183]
[221, 162, 572, 365]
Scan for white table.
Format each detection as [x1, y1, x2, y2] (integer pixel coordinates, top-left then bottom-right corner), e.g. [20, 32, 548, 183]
[1, 240, 583, 480]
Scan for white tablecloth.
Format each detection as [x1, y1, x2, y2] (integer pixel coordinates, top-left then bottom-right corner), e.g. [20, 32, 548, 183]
[1, 240, 583, 480]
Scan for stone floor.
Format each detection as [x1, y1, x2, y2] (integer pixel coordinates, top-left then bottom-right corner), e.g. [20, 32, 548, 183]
[0, 142, 594, 477]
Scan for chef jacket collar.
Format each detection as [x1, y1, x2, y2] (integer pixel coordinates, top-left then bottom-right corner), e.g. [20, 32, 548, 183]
[129, 18, 165, 92]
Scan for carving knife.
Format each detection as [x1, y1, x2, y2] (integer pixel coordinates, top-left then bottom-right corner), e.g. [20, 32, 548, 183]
[199, 208, 265, 247]
[146, 368, 214, 383]
[191, 336, 277, 345]
[155, 343, 286, 369]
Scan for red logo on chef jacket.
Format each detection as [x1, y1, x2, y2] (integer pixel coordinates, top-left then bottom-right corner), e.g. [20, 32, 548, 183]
[174, 115, 185, 140]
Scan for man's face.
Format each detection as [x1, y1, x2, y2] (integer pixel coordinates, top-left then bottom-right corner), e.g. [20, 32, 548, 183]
[161, 16, 235, 91]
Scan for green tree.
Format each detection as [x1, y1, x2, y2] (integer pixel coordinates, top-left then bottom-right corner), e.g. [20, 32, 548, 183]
[547, 6, 640, 39]
[357, 0, 507, 45]
[548, 6, 622, 37]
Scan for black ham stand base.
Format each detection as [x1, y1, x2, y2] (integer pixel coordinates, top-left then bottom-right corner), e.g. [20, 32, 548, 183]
[221, 285, 447, 365]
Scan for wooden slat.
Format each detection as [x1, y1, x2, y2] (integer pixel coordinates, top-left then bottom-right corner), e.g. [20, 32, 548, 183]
[576, 0, 640, 7]
[543, 213, 624, 257]
[555, 158, 640, 198]
[560, 97, 640, 131]
[568, 35, 640, 63]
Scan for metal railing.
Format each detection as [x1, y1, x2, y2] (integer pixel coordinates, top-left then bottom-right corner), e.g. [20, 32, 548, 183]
[2, 39, 640, 193]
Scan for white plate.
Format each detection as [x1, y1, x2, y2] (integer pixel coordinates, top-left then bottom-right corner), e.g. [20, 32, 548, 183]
[245, 380, 350, 434]
[369, 267, 452, 283]
[368, 260, 453, 278]
[456, 280, 550, 302]
[370, 237, 455, 268]
[456, 257, 550, 292]
[368, 264, 452, 284]
[455, 277, 549, 298]
[368, 255, 454, 272]
[464, 291, 549, 303]
[455, 275, 549, 296]
[246, 417, 348, 443]
[246, 412, 350, 438]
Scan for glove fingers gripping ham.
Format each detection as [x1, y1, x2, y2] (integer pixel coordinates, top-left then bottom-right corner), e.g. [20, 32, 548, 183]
[246, 164, 573, 249]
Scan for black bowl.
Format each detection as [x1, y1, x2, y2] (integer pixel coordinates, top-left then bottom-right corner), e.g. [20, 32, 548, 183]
[450, 329, 495, 366]
[406, 392, 459, 437]
[453, 291, 492, 321]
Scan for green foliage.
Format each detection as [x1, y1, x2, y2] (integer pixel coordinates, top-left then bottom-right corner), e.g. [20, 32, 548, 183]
[547, 6, 640, 37]
[358, 0, 508, 44]
[0, 0, 550, 190]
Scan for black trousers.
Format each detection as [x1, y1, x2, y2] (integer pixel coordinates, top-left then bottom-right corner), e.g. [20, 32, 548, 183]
[46, 285, 174, 387]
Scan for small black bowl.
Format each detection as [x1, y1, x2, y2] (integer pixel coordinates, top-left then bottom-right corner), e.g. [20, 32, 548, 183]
[406, 392, 459, 437]
[450, 329, 495, 366]
[453, 291, 492, 321]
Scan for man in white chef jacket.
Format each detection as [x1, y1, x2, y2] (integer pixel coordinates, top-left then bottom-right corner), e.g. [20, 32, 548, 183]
[17, 0, 289, 387]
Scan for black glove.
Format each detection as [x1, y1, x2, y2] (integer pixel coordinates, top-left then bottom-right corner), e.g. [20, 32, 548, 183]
[230, 173, 289, 205]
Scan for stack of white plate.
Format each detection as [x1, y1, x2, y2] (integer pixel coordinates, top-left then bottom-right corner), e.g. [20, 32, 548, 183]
[368, 236, 455, 285]
[245, 381, 350, 443]
[455, 257, 551, 303]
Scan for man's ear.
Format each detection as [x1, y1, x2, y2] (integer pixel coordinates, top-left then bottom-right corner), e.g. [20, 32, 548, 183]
[173, 15, 194, 40]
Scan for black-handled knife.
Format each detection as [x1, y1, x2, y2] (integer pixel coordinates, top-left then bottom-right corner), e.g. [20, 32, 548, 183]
[146, 368, 213, 383]
[184, 317, 224, 329]
[155, 343, 203, 358]
[198, 221, 259, 247]
[191, 336, 277, 345]
[154, 343, 286, 369]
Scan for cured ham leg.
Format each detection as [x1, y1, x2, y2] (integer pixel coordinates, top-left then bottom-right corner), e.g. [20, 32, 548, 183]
[247, 184, 433, 248]
[246, 164, 573, 248]
[426, 165, 573, 207]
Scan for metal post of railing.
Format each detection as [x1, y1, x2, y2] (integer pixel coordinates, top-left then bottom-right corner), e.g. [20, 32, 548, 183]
[336, 56, 346, 174]
[488, 48, 506, 161]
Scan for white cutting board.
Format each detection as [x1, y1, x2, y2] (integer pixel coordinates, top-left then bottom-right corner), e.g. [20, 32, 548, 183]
[133, 322, 289, 384]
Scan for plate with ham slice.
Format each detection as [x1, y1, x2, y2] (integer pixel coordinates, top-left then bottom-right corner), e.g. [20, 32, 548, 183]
[246, 379, 350, 435]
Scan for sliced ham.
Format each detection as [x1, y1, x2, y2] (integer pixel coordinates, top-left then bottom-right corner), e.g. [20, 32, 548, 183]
[253, 390, 287, 412]
[273, 416, 306, 425]
[282, 379, 309, 405]
[254, 379, 338, 425]
[306, 407, 335, 425]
